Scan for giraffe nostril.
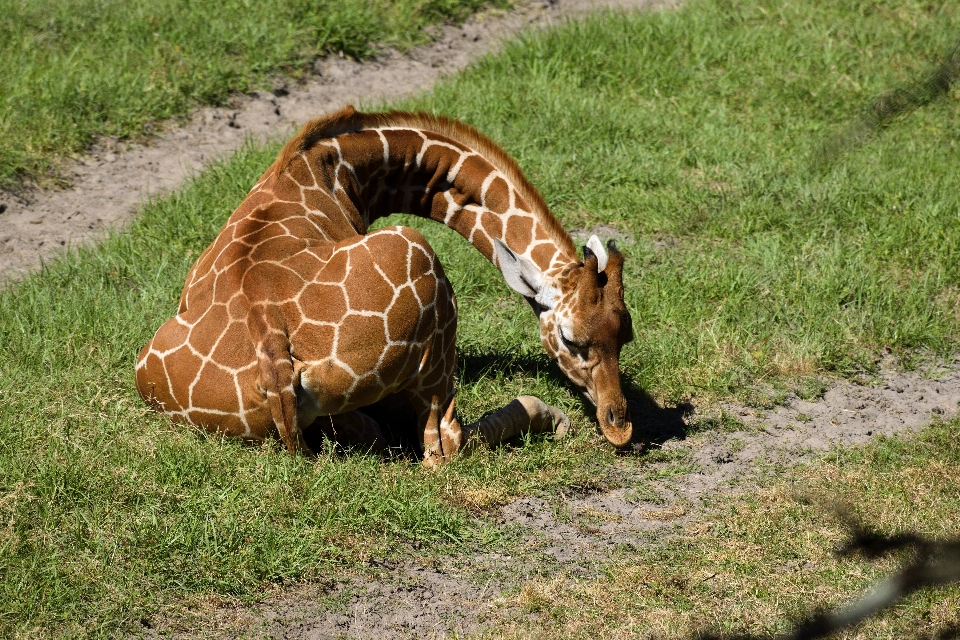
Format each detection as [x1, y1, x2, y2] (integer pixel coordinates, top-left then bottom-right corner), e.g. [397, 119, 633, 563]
[607, 407, 615, 425]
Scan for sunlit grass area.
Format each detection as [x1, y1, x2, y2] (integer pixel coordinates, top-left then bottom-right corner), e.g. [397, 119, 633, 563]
[406, 0, 960, 403]
[1, 0, 959, 635]
[491, 419, 960, 639]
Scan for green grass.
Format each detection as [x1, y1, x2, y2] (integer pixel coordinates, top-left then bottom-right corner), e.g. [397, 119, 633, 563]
[405, 0, 960, 402]
[2, 0, 960, 635]
[0, 0, 499, 187]
[493, 418, 960, 639]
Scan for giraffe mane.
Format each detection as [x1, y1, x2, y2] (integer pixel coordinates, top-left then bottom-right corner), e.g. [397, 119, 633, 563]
[274, 105, 577, 258]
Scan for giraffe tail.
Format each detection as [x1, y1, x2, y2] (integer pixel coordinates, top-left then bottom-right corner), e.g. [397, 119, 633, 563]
[248, 304, 311, 455]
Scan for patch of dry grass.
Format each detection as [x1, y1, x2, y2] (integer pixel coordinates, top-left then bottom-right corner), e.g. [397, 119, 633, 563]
[485, 419, 960, 639]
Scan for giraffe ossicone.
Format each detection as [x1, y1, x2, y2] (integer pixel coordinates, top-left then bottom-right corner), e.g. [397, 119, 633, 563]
[136, 105, 634, 466]
[585, 234, 608, 272]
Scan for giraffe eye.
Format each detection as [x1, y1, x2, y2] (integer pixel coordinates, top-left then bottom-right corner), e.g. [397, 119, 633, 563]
[559, 329, 581, 351]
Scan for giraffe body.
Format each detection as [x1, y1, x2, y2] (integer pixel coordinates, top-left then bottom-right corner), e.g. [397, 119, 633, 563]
[136, 106, 633, 465]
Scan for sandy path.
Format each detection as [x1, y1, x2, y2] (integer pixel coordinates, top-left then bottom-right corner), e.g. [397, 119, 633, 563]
[0, 0, 674, 282]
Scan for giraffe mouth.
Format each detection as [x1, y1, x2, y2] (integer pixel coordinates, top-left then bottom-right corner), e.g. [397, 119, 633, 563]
[581, 388, 597, 406]
[576, 385, 633, 448]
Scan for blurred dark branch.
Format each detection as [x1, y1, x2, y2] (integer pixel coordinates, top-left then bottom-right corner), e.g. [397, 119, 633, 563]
[815, 35, 960, 169]
[694, 523, 960, 640]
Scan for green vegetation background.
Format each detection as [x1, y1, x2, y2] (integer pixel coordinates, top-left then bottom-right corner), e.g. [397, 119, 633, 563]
[1, 0, 958, 636]
[0, 0, 498, 186]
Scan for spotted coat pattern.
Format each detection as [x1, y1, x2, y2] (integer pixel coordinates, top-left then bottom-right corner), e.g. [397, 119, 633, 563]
[136, 106, 632, 466]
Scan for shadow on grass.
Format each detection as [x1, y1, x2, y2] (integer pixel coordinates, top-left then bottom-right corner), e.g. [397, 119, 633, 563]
[299, 349, 694, 461]
[695, 521, 960, 640]
[458, 349, 694, 452]
[623, 379, 694, 450]
[815, 35, 960, 169]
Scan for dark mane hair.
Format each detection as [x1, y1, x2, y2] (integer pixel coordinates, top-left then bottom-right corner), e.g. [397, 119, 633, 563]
[274, 105, 576, 257]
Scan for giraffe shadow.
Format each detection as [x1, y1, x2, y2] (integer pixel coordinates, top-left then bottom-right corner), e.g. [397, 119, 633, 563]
[301, 350, 694, 461]
[301, 397, 424, 463]
[621, 380, 695, 451]
[457, 350, 694, 452]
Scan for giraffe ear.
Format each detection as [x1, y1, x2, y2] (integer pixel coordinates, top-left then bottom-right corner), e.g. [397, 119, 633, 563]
[494, 239, 543, 299]
[585, 235, 608, 272]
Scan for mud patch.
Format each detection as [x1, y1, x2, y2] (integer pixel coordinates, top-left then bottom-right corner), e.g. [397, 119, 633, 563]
[144, 562, 497, 639]
[508, 357, 960, 555]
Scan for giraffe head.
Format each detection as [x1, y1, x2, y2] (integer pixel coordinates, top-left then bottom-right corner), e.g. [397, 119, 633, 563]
[495, 235, 634, 448]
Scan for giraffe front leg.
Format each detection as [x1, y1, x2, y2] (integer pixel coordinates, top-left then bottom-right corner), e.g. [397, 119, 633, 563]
[249, 305, 313, 455]
[413, 392, 571, 467]
[416, 392, 465, 469]
[462, 396, 571, 453]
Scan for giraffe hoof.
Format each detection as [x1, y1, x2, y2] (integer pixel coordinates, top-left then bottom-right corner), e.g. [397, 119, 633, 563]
[421, 447, 444, 469]
[551, 409, 572, 439]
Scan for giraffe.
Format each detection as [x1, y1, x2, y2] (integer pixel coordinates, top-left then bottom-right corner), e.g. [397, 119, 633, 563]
[135, 105, 634, 466]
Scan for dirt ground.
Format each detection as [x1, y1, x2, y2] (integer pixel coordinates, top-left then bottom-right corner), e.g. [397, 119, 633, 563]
[1, 0, 956, 636]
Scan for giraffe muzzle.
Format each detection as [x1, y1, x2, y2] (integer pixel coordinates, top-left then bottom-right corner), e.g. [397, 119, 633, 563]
[597, 401, 632, 449]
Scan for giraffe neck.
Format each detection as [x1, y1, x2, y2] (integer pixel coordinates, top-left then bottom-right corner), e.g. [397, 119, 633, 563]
[275, 107, 578, 278]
